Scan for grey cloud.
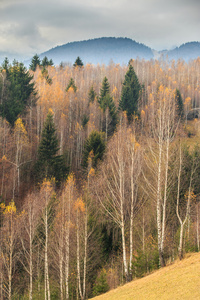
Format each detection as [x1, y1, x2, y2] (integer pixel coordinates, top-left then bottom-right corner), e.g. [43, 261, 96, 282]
[0, 0, 199, 57]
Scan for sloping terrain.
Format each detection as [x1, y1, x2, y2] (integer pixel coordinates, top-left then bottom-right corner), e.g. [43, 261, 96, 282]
[40, 38, 200, 66]
[39, 37, 154, 65]
[93, 252, 200, 300]
[162, 42, 200, 62]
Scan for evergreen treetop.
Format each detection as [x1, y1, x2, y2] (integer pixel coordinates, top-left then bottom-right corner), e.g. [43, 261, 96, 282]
[88, 86, 96, 103]
[66, 78, 77, 92]
[82, 130, 106, 169]
[99, 77, 110, 105]
[119, 64, 141, 121]
[175, 88, 184, 120]
[36, 110, 68, 185]
[29, 54, 41, 71]
[73, 56, 84, 67]
[0, 59, 36, 126]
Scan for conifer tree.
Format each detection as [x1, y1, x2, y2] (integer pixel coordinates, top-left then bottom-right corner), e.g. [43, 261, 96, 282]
[41, 56, 54, 68]
[175, 88, 184, 120]
[99, 77, 110, 105]
[98, 77, 117, 136]
[35, 111, 68, 184]
[82, 131, 105, 169]
[29, 54, 41, 71]
[88, 86, 96, 103]
[66, 78, 77, 92]
[73, 56, 84, 67]
[0, 60, 36, 126]
[119, 64, 141, 121]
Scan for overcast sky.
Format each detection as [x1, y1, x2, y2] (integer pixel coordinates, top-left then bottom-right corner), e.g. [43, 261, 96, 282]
[0, 0, 199, 60]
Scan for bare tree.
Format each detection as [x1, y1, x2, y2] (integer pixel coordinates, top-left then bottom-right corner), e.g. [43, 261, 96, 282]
[96, 119, 142, 282]
[0, 201, 20, 300]
[19, 192, 43, 300]
[144, 85, 178, 267]
[176, 145, 196, 259]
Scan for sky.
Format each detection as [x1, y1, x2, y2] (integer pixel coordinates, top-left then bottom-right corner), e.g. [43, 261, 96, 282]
[0, 0, 199, 60]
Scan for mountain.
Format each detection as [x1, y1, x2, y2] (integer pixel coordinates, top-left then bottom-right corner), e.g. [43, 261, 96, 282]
[160, 42, 200, 62]
[93, 252, 200, 300]
[39, 37, 154, 66]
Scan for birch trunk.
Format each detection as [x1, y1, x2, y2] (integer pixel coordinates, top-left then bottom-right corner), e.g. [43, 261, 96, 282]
[44, 206, 50, 300]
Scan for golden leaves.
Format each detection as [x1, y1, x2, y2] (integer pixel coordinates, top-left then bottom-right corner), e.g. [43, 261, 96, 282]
[0, 200, 16, 215]
[74, 198, 85, 213]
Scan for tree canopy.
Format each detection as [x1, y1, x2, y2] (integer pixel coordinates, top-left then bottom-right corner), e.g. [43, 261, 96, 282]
[73, 56, 84, 67]
[0, 59, 36, 126]
[119, 64, 141, 121]
[29, 54, 41, 71]
[35, 111, 68, 184]
[82, 130, 106, 169]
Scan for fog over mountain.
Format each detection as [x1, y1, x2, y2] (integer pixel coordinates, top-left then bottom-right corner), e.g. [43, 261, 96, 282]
[38, 37, 200, 66]
[39, 37, 154, 66]
[1, 37, 200, 67]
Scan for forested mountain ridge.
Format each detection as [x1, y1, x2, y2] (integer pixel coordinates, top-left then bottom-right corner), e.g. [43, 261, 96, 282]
[39, 38, 200, 65]
[161, 41, 200, 62]
[1, 38, 200, 66]
[39, 37, 154, 65]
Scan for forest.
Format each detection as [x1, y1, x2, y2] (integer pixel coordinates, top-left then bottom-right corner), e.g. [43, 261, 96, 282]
[0, 55, 200, 299]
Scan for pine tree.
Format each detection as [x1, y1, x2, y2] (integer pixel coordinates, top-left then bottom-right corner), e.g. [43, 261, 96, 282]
[66, 78, 77, 92]
[99, 77, 110, 105]
[41, 56, 54, 68]
[82, 131, 105, 169]
[88, 86, 96, 103]
[0, 60, 36, 126]
[73, 56, 84, 67]
[35, 111, 68, 184]
[98, 77, 117, 136]
[119, 64, 141, 121]
[175, 88, 184, 120]
[29, 54, 41, 71]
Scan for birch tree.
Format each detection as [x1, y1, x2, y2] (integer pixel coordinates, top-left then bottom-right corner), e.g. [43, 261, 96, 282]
[0, 201, 20, 300]
[96, 120, 142, 282]
[144, 85, 177, 267]
[19, 192, 42, 300]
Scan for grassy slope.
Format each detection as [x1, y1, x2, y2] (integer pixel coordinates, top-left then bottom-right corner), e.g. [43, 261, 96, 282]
[93, 252, 200, 300]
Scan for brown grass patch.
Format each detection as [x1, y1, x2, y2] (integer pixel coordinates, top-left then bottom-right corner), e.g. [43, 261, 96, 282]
[93, 252, 200, 300]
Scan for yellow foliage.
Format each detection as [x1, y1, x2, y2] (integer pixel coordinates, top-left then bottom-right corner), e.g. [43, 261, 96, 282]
[141, 110, 145, 118]
[2, 155, 7, 161]
[14, 118, 28, 136]
[89, 167, 95, 177]
[65, 173, 75, 187]
[74, 198, 85, 212]
[1, 200, 16, 215]
[48, 108, 54, 115]
[67, 86, 75, 94]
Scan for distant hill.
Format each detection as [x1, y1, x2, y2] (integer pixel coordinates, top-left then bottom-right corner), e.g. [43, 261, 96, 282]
[39, 37, 154, 66]
[93, 252, 200, 300]
[160, 42, 200, 62]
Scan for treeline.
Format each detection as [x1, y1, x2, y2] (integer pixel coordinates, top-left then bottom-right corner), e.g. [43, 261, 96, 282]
[0, 57, 200, 299]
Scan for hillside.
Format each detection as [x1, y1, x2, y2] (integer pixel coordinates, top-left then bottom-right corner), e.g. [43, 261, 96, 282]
[39, 37, 154, 65]
[39, 38, 200, 66]
[162, 42, 200, 62]
[93, 252, 200, 300]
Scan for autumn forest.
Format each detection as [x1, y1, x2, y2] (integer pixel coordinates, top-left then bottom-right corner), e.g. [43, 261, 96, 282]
[1, 56, 200, 299]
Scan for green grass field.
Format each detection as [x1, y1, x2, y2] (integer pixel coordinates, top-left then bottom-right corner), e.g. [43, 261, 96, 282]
[93, 252, 200, 300]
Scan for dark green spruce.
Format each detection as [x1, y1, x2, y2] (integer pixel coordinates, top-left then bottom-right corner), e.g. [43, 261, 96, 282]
[98, 77, 117, 136]
[35, 111, 68, 185]
[73, 56, 84, 67]
[82, 130, 106, 169]
[0, 59, 36, 126]
[119, 64, 141, 121]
